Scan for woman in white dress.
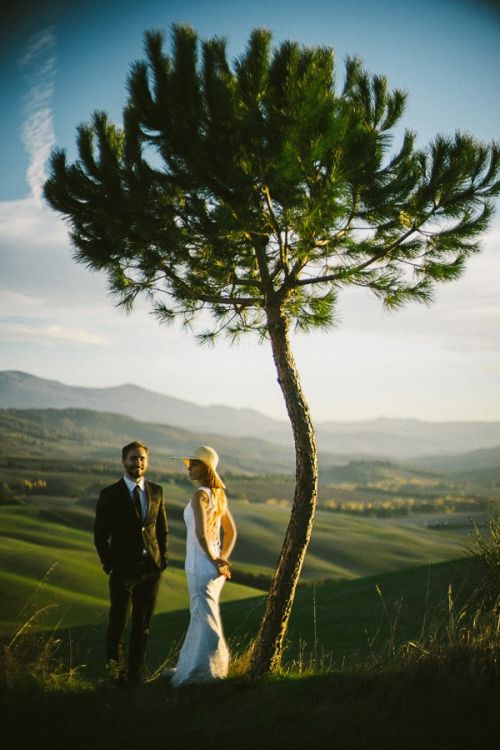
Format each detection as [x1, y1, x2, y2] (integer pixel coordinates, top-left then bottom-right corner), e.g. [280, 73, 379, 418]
[169, 446, 237, 686]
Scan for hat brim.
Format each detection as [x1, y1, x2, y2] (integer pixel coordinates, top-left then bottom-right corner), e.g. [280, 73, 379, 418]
[170, 455, 224, 488]
[169, 456, 205, 466]
[179, 456, 212, 468]
[178, 457, 225, 489]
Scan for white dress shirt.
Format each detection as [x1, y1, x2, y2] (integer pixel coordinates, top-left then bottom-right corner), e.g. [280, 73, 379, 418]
[123, 474, 148, 521]
[123, 475, 149, 559]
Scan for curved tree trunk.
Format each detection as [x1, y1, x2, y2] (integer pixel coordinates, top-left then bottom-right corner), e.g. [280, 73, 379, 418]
[248, 303, 318, 676]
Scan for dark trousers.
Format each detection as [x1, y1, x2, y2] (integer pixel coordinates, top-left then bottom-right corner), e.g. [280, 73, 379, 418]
[106, 563, 161, 680]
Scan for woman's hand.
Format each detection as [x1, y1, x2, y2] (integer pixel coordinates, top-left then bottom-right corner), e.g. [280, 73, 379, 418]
[214, 557, 231, 579]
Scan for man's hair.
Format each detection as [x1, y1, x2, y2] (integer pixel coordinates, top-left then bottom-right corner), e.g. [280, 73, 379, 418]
[121, 441, 149, 460]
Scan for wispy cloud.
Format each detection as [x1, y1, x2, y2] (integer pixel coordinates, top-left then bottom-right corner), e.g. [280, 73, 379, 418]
[0, 321, 106, 346]
[20, 27, 56, 204]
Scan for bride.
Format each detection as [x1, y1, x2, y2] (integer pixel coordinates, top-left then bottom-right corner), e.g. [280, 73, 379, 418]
[169, 446, 237, 686]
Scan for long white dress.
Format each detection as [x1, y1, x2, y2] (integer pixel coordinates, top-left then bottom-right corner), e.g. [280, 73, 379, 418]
[170, 488, 229, 686]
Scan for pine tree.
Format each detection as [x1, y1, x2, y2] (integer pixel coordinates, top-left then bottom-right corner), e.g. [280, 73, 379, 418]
[44, 25, 500, 675]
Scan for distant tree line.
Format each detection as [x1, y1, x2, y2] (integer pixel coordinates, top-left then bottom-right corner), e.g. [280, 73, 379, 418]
[321, 495, 498, 517]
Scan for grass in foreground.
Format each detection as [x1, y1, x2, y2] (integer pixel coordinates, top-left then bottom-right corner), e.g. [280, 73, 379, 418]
[1, 519, 498, 750]
[0, 650, 497, 750]
[1, 575, 497, 750]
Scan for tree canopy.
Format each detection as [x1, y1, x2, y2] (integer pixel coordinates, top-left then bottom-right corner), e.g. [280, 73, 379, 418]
[45, 26, 500, 343]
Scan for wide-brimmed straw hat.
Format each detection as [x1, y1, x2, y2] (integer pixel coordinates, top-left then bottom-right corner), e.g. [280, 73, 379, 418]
[179, 446, 225, 488]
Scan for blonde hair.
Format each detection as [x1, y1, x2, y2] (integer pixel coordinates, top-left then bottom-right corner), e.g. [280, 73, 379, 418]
[199, 463, 227, 518]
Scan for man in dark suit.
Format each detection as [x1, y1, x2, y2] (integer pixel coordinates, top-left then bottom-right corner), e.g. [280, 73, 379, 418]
[94, 441, 168, 685]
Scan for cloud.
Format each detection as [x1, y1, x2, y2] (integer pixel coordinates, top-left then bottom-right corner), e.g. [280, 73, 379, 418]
[45, 324, 107, 345]
[0, 197, 67, 244]
[20, 27, 56, 204]
[0, 291, 43, 315]
[0, 321, 106, 346]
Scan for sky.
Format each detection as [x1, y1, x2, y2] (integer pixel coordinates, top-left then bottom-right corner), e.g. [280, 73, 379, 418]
[0, 0, 499, 424]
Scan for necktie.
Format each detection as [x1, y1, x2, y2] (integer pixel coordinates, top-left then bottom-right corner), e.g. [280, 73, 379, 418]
[133, 485, 143, 521]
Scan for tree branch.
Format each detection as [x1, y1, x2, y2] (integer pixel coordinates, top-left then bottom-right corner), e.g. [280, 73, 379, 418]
[262, 185, 288, 277]
[153, 262, 263, 306]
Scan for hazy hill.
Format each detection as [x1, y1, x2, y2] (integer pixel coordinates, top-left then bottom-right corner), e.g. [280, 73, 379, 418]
[408, 445, 500, 485]
[319, 459, 440, 485]
[316, 417, 500, 459]
[0, 407, 296, 475]
[409, 444, 500, 473]
[0, 370, 290, 441]
[2, 370, 500, 460]
[3, 406, 499, 481]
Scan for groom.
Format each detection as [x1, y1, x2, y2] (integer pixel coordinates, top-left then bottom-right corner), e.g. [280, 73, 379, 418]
[94, 441, 168, 685]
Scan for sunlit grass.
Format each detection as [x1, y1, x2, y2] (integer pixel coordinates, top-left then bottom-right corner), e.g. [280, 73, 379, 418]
[1, 497, 473, 638]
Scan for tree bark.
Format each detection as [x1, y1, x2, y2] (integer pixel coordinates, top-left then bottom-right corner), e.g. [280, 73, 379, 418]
[248, 303, 318, 676]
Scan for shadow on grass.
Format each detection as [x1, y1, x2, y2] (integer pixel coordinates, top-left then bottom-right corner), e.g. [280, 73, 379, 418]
[0, 661, 498, 750]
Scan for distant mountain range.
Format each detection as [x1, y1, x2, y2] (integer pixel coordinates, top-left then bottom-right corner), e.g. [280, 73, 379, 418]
[1, 370, 500, 462]
[2, 406, 500, 483]
[0, 407, 296, 475]
[0, 369, 287, 439]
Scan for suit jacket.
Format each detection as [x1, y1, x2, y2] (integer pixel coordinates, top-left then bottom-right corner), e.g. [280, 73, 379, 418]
[94, 478, 168, 575]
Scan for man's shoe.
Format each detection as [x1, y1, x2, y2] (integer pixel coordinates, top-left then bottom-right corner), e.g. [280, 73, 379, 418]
[105, 660, 128, 688]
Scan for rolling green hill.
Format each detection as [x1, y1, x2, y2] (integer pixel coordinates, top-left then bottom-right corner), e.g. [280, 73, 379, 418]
[1, 407, 496, 676]
[0, 407, 297, 474]
[2, 408, 498, 530]
[0, 503, 264, 637]
[409, 444, 500, 473]
[228, 500, 471, 579]
[0, 488, 473, 639]
[5, 546, 482, 680]
[3, 407, 500, 481]
[2, 407, 498, 527]
[4, 371, 500, 460]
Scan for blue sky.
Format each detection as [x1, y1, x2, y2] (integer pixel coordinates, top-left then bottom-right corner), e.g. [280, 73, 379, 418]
[0, 0, 499, 422]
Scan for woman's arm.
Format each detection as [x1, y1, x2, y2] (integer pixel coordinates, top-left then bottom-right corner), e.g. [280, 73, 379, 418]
[220, 509, 237, 561]
[191, 489, 215, 562]
[213, 510, 237, 579]
[191, 491, 236, 578]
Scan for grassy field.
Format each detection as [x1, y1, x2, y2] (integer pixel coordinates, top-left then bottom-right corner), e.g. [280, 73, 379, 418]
[232, 500, 473, 579]
[0, 503, 263, 636]
[0, 488, 475, 637]
[1, 487, 497, 750]
[2, 548, 489, 679]
[0, 490, 486, 684]
[1, 662, 498, 750]
[1, 551, 497, 750]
